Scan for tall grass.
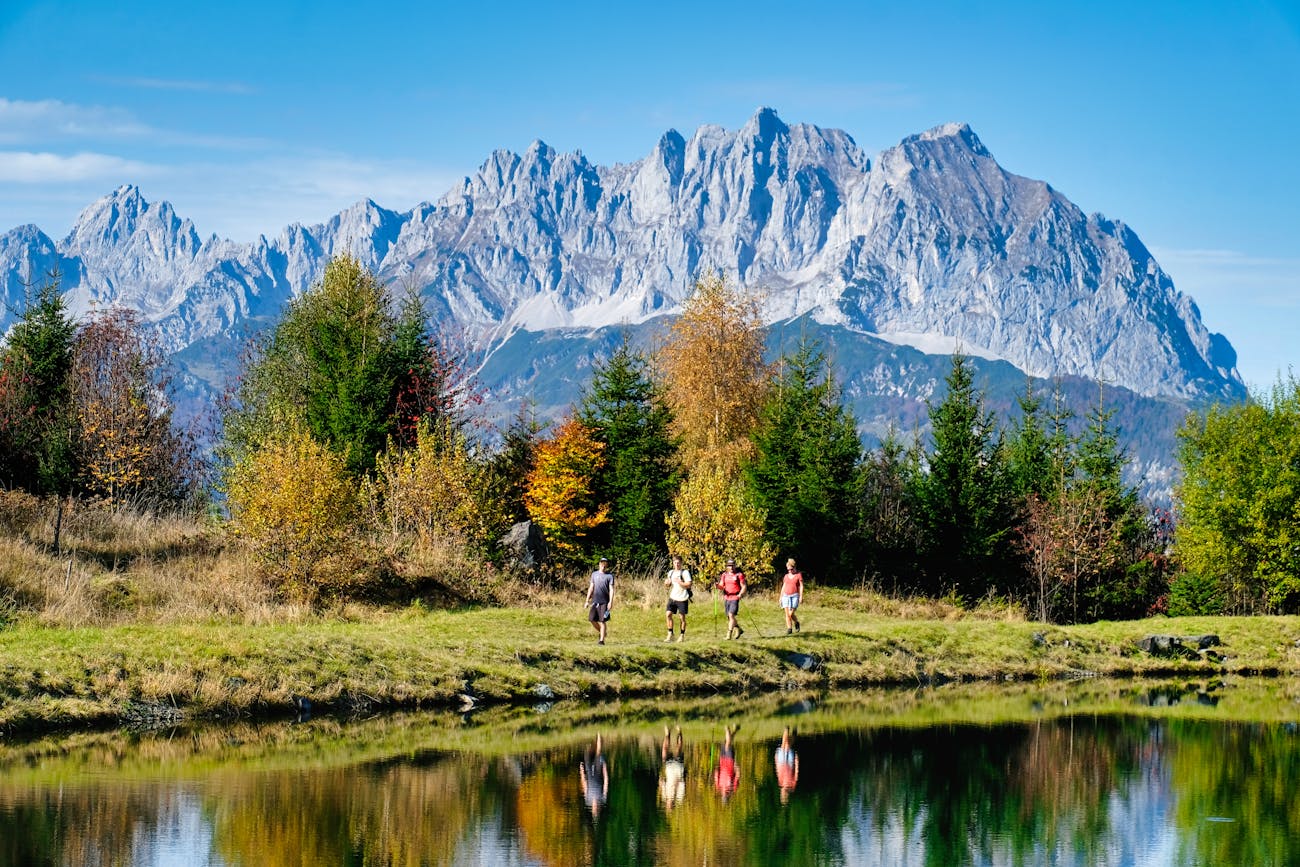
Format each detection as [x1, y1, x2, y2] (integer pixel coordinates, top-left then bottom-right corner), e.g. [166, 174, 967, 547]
[0, 490, 1031, 627]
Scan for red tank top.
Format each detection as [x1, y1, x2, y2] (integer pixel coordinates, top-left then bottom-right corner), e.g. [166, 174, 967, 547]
[781, 570, 803, 596]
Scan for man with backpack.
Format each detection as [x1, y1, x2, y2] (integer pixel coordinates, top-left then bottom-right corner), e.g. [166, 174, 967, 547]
[717, 559, 747, 640]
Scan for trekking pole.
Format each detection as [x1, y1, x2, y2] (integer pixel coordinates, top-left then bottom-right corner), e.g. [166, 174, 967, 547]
[711, 579, 718, 640]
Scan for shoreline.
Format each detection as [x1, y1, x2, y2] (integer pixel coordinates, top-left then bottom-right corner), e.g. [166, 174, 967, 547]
[4, 604, 1298, 737]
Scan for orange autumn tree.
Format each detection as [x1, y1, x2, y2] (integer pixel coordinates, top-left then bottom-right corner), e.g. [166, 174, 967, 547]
[523, 416, 609, 568]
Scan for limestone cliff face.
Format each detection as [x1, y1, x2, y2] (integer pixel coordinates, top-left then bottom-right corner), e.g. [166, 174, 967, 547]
[0, 109, 1242, 407]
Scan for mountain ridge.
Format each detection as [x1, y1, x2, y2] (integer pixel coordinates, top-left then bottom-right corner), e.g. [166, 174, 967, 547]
[0, 109, 1246, 500]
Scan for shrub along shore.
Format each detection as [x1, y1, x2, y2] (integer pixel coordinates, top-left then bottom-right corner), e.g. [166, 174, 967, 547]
[2, 593, 1298, 736]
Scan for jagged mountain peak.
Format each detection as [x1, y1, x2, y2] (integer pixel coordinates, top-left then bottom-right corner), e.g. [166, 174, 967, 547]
[902, 122, 993, 159]
[743, 105, 790, 140]
[62, 183, 200, 256]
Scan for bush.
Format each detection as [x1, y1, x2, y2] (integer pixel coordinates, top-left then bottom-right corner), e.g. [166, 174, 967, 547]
[1167, 571, 1226, 617]
[225, 424, 375, 602]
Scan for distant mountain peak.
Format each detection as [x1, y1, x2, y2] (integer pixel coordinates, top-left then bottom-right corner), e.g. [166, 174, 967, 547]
[906, 121, 992, 158]
[0, 112, 1243, 411]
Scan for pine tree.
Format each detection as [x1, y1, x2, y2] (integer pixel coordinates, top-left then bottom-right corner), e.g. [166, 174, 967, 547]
[578, 341, 679, 568]
[851, 431, 924, 587]
[487, 402, 545, 526]
[1004, 379, 1056, 503]
[746, 339, 861, 580]
[0, 275, 77, 495]
[223, 256, 462, 478]
[915, 354, 1016, 600]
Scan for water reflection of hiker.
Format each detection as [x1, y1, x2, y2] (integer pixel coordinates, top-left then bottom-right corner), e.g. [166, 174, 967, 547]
[713, 724, 739, 802]
[585, 557, 614, 645]
[774, 726, 799, 804]
[664, 555, 692, 642]
[579, 733, 609, 818]
[780, 558, 804, 635]
[660, 725, 686, 811]
[717, 560, 747, 640]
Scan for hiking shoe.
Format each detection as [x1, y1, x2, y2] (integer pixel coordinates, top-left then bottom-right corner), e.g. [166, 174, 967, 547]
[676, 633, 685, 642]
[664, 633, 673, 642]
[598, 639, 605, 645]
[735, 627, 745, 639]
[786, 628, 792, 635]
[794, 619, 800, 633]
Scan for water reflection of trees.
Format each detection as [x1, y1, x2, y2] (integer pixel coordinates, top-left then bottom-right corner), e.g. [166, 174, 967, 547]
[2, 717, 1298, 865]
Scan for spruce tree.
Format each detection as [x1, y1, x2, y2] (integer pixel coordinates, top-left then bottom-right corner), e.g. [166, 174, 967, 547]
[915, 354, 1016, 599]
[578, 341, 679, 567]
[850, 430, 924, 587]
[746, 340, 861, 580]
[0, 276, 77, 495]
[224, 256, 456, 478]
[1004, 380, 1055, 502]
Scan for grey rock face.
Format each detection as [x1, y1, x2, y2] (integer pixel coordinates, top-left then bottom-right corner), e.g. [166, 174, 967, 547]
[0, 110, 1244, 408]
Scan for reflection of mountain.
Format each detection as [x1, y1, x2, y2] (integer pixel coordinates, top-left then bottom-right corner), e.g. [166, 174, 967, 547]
[0, 716, 1294, 865]
[0, 110, 1246, 496]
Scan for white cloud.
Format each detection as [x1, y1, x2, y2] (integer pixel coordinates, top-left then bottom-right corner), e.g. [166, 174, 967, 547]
[0, 97, 149, 144]
[0, 97, 267, 150]
[0, 150, 157, 183]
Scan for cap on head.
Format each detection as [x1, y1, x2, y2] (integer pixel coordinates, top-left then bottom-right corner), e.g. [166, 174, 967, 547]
[599, 557, 609, 564]
[725, 558, 736, 566]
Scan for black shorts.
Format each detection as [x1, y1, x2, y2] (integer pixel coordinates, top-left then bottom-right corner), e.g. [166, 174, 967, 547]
[666, 599, 689, 616]
[724, 598, 740, 615]
[588, 603, 610, 622]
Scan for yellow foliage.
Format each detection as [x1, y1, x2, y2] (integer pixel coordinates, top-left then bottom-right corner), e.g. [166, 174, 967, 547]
[657, 273, 768, 473]
[225, 424, 361, 600]
[665, 464, 775, 584]
[370, 419, 506, 552]
[522, 417, 609, 565]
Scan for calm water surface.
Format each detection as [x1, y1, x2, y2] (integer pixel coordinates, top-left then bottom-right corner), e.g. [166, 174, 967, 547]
[2, 685, 1297, 866]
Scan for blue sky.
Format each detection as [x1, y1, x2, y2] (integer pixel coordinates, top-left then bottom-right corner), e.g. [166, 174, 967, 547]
[0, 0, 1296, 389]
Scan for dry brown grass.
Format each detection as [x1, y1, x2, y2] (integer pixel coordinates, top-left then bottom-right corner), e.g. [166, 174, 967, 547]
[0, 490, 1029, 628]
[0, 492, 291, 625]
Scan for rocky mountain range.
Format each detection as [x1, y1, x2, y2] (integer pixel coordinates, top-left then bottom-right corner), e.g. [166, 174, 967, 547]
[0, 108, 1245, 498]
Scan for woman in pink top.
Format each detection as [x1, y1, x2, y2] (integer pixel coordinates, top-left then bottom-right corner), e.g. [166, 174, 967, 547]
[780, 558, 803, 635]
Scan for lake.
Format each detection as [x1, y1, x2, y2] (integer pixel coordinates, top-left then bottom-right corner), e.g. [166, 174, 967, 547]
[1, 679, 1297, 865]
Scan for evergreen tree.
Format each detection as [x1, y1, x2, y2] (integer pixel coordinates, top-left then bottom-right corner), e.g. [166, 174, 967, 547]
[0, 276, 77, 495]
[578, 341, 680, 567]
[746, 339, 861, 580]
[487, 402, 545, 526]
[1004, 380, 1056, 503]
[850, 431, 925, 587]
[1071, 395, 1152, 621]
[915, 354, 1016, 599]
[224, 256, 457, 478]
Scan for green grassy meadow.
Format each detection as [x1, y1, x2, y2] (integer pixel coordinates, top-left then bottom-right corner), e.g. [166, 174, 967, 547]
[3, 585, 1298, 734]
